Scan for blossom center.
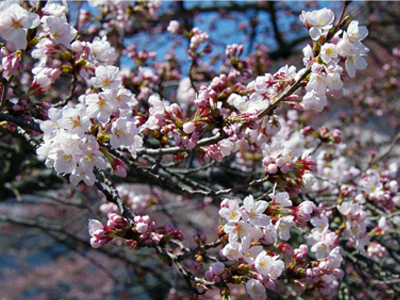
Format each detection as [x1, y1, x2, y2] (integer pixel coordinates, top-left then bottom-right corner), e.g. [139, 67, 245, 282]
[12, 17, 22, 29]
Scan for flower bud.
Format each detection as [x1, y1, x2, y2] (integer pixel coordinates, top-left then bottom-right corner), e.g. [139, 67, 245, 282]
[211, 262, 225, 275]
[111, 157, 127, 178]
[333, 268, 344, 279]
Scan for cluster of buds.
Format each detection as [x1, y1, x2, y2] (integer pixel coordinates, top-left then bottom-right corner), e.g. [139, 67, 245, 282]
[193, 232, 207, 245]
[292, 245, 309, 265]
[304, 247, 344, 294]
[319, 127, 342, 143]
[274, 155, 317, 197]
[133, 215, 156, 244]
[155, 224, 185, 244]
[225, 44, 244, 59]
[88, 213, 129, 248]
[204, 262, 227, 283]
[188, 27, 210, 58]
[225, 44, 248, 78]
[1, 51, 23, 80]
[9, 98, 29, 112]
[262, 141, 299, 174]
[366, 241, 387, 259]
[301, 126, 342, 144]
[122, 44, 157, 66]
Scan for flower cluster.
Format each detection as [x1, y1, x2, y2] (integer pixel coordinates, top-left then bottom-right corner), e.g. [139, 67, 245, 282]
[300, 12, 369, 112]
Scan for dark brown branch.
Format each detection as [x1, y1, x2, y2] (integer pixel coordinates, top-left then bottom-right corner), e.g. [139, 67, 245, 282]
[95, 169, 135, 224]
[0, 113, 42, 132]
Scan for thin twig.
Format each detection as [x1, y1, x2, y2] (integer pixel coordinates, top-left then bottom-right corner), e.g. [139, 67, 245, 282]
[52, 73, 77, 108]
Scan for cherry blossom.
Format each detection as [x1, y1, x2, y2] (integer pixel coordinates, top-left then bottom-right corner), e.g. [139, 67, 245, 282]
[0, 4, 40, 49]
[241, 195, 270, 227]
[219, 199, 242, 222]
[255, 251, 284, 280]
[299, 8, 335, 40]
[246, 279, 267, 300]
[110, 117, 140, 149]
[46, 16, 77, 49]
[92, 65, 122, 90]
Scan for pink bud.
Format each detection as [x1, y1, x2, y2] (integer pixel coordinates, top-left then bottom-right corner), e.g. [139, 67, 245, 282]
[151, 232, 163, 243]
[183, 121, 197, 134]
[204, 270, 213, 280]
[107, 213, 129, 229]
[111, 157, 127, 178]
[333, 268, 344, 279]
[280, 164, 292, 174]
[238, 44, 244, 56]
[142, 215, 151, 224]
[305, 268, 313, 278]
[312, 267, 321, 277]
[148, 221, 156, 231]
[213, 276, 221, 282]
[301, 125, 314, 135]
[331, 129, 342, 143]
[211, 262, 225, 275]
[267, 164, 278, 174]
[136, 222, 148, 233]
[203, 44, 213, 54]
[278, 243, 292, 254]
[264, 279, 275, 290]
[94, 230, 111, 239]
[319, 261, 328, 272]
[311, 63, 323, 73]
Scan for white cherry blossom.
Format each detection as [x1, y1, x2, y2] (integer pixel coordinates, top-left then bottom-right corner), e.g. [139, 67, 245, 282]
[246, 279, 267, 300]
[47, 16, 77, 49]
[110, 117, 140, 148]
[219, 199, 242, 223]
[225, 220, 263, 244]
[70, 166, 96, 186]
[221, 242, 242, 260]
[242, 236, 263, 264]
[58, 106, 91, 137]
[311, 215, 329, 232]
[0, 4, 40, 49]
[327, 72, 343, 90]
[255, 251, 284, 280]
[92, 65, 122, 90]
[307, 73, 327, 94]
[88, 36, 117, 65]
[275, 215, 295, 241]
[321, 43, 338, 64]
[241, 195, 270, 227]
[271, 192, 292, 207]
[345, 20, 369, 53]
[302, 90, 327, 112]
[128, 135, 144, 159]
[85, 90, 117, 123]
[300, 8, 335, 40]
[345, 53, 367, 78]
[48, 148, 77, 174]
